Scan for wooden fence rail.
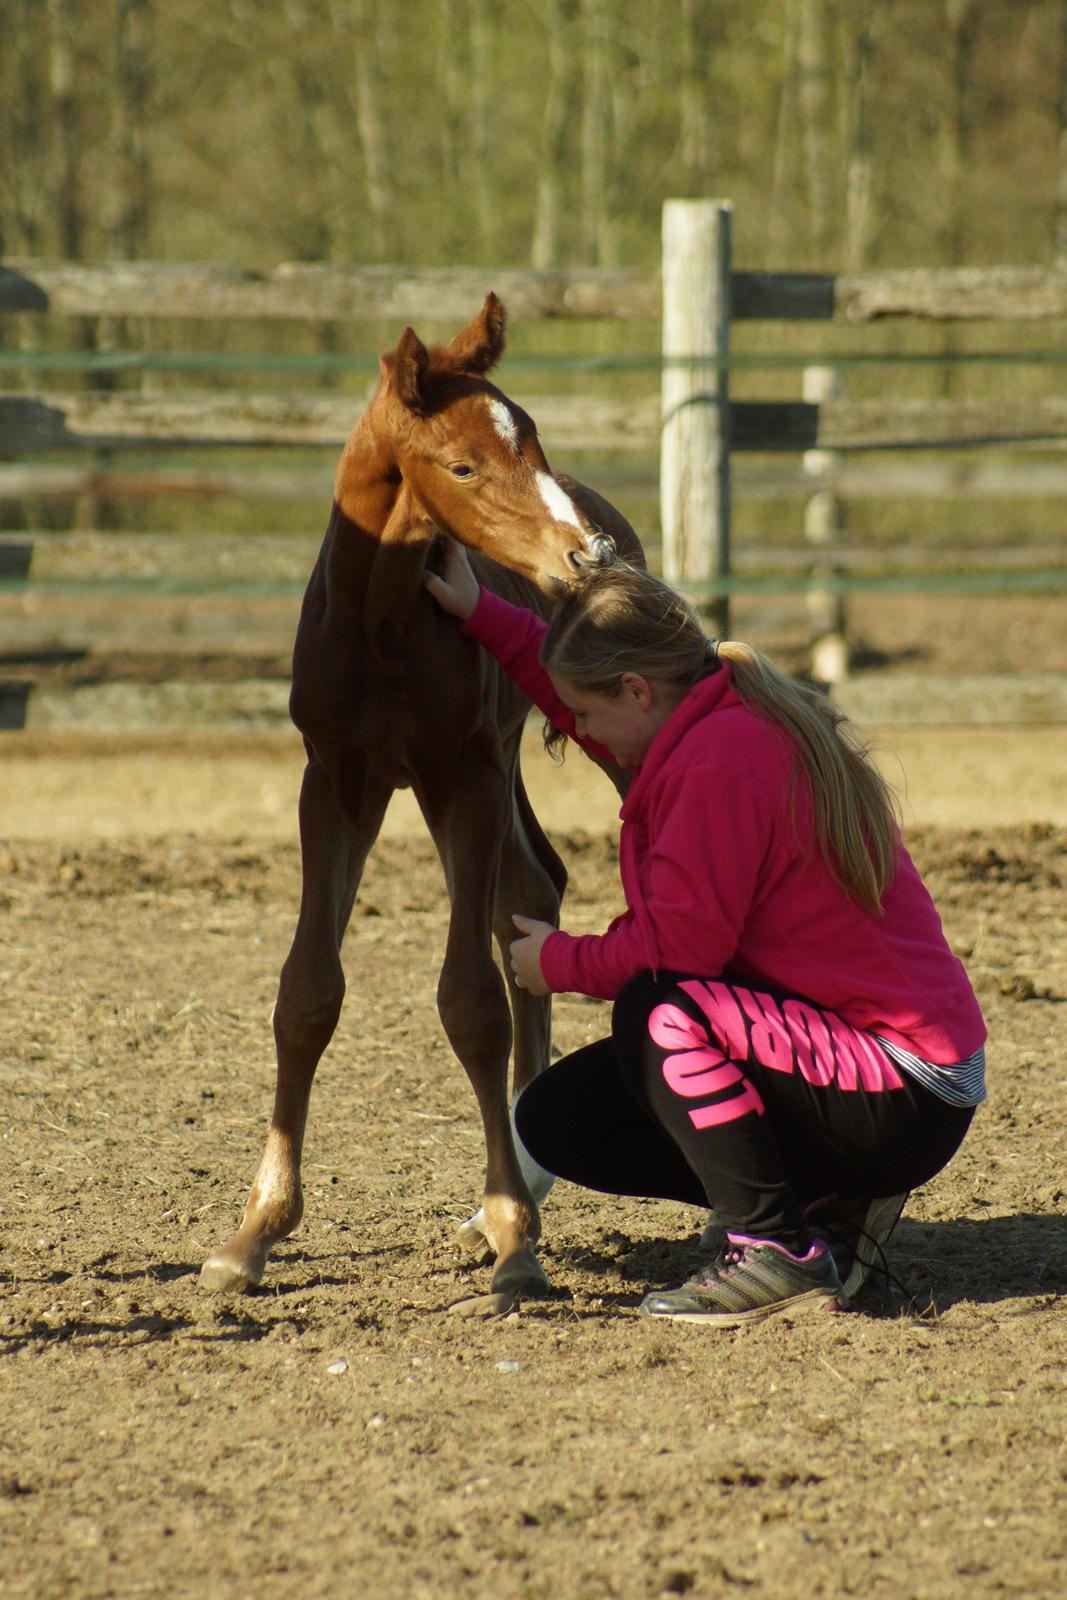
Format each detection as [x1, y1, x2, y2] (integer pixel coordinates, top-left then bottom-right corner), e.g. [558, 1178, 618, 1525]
[5, 257, 1067, 323]
[8, 456, 1067, 506]
[8, 390, 1067, 457]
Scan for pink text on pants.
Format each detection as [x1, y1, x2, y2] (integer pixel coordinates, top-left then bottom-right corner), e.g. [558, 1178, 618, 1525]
[648, 979, 904, 1130]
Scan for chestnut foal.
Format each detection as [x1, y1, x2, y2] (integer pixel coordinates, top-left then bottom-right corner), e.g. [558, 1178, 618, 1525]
[201, 295, 642, 1310]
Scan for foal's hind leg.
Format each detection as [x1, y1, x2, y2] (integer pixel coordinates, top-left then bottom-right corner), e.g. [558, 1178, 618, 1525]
[200, 754, 390, 1292]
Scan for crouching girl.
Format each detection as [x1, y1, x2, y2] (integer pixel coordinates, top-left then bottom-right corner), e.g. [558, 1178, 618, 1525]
[425, 542, 986, 1326]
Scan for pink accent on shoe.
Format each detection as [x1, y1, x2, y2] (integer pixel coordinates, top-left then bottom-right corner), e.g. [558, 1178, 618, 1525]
[726, 1231, 827, 1265]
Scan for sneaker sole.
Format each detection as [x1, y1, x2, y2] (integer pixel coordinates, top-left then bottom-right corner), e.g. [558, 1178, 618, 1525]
[639, 1286, 848, 1328]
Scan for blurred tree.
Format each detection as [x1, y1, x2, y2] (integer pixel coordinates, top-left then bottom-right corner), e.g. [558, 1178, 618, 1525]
[679, 0, 715, 197]
[843, 0, 874, 272]
[114, 0, 153, 258]
[579, 0, 609, 263]
[1057, 0, 1067, 263]
[531, 0, 578, 269]
[3, 0, 49, 253]
[48, 0, 85, 258]
[467, 0, 496, 256]
[941, 0, 978, 267]
[798, 0, 834, 264]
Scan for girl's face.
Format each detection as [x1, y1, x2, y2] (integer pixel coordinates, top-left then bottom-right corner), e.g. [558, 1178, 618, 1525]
[548, 669, 675, 770]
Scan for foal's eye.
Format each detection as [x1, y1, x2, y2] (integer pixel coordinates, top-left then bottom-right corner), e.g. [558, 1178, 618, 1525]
[449, 462, 474, 479]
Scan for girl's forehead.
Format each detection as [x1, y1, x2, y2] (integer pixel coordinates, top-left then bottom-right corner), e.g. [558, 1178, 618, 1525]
[547, 669, 593, 708]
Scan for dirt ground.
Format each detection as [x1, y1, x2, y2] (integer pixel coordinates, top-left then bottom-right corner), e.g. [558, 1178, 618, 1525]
[2, 728, 1066, 1600]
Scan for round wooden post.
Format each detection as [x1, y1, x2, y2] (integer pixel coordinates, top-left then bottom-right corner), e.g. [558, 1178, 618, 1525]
[802, 364, 850, 684]
[660, 199, 733, 637]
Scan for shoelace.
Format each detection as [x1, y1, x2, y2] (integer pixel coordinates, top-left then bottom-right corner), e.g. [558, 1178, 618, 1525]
[693, 1242, 755, 1287]
[833, 1220, 935, 1319]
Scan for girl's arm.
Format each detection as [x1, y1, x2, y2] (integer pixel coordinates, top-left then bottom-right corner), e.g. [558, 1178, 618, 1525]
[424, 538, 614, 764]
[540, 765, 770, 999]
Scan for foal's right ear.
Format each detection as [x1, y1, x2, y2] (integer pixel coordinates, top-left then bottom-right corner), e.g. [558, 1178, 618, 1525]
[392, 326, 431, 414]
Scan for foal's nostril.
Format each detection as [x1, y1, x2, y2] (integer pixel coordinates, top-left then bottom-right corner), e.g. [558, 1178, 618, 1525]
[568, 536, 616, 573]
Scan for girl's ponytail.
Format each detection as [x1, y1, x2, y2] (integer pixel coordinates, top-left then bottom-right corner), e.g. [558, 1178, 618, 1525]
[715, 640, 899, 914]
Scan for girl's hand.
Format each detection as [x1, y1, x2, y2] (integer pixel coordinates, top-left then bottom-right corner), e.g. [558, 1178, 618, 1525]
[423, 535, 480, 620]
[509, 914, 555, 997]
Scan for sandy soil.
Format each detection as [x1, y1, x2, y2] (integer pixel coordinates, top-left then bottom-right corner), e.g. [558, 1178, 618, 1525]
[1, 734, 1066, 1600]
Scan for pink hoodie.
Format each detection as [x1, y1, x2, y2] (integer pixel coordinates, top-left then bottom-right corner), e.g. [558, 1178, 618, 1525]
[462, 589, 986, 1064]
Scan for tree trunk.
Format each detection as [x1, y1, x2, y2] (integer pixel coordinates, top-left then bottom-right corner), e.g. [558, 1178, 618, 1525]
[6, 0, 49, 254]
[352, 0, 392, 260]
[797, 0, 833, 264]
[679, 0, 713, 194]
[940, 0, 977, 397]
[1056, 0, 1067, 265]
[438, 0, 463, 194]
[843, 0, 873, 272]
[48, 0, 83, 259]
[466, 0, 496, 257]
[769, 0, 801, 262]
[579, 0, 608, 264]
[941, 0, 977, 267]
[531, 0, 577, 270]
[114, 0, 153, 259]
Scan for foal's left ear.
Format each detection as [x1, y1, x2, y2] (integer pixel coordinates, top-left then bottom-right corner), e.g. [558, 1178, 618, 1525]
[442, 292, 507, 376]
[393, 326, 431, 414]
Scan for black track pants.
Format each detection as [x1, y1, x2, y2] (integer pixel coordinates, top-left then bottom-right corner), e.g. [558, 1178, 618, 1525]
[516, 971, 974, 1244]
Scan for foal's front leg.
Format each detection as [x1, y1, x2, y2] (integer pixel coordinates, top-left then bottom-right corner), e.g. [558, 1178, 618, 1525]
[420, 759, 550, 1307]
[457, 778, 564, 1251]
[200, 754, 390, 1292]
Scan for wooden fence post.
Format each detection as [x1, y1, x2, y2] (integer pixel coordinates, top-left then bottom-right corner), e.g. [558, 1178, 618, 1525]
[802, 364, 849, 683]
[660, 198, 732, 637]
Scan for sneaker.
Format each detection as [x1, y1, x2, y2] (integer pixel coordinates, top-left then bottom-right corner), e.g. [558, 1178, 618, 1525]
[803, 1192, 908, 1299]
[639, 1233, 845, 1327]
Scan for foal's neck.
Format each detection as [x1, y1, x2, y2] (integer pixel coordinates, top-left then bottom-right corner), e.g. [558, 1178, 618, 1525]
[333, 416, 398, 534]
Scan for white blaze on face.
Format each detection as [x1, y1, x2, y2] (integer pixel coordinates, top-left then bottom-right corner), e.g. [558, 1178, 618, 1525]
[487, 392, 584, 538]
[488, 397, 519, 448]
[536, 470, 582, 530]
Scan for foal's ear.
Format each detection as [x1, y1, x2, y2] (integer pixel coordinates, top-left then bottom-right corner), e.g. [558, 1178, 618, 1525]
[442, 292, 507, 376]
[393, 326, 431, 413]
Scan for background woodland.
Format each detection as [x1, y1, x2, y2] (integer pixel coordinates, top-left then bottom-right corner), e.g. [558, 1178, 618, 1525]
[4, 0, 1067, 275]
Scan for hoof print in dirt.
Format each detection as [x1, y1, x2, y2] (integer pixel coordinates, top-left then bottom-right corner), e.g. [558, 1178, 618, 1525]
[447, 1291, 520, 1319]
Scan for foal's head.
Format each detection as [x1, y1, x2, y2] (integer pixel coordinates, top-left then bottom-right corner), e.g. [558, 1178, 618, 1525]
[367, 295, 616, 591]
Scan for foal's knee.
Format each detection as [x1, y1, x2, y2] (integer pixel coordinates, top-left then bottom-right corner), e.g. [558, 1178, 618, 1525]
[437, 965, 512, 1074]
[273, 960, 345, 1059]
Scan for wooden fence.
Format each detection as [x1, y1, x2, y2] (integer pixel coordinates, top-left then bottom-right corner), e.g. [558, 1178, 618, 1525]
[2, 199, 1067, 731]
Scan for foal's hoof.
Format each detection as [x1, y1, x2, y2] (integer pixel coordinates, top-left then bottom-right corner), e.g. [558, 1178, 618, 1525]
[491, 1247, 551, 1301]
[455, 1213, 489, 1254]
[198, 1239, 268, 1294]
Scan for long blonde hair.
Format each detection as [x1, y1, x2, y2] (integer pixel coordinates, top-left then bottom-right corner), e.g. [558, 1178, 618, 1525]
[541, 563, 899, 914]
